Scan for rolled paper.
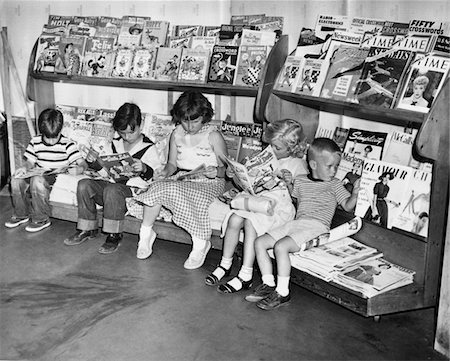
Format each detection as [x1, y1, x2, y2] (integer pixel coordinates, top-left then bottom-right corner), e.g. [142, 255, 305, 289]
[230, 194, 276, 215]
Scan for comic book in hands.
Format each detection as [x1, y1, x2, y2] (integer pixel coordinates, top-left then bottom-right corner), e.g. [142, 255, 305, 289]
[319, 45, 369, 103]
[81, 36, 116, 77]
[207, 45, 239, 85]
[130, 47, 157, 79]
[354, 158, 413, 229]
[392, 168, 431, 237]
[177, 48, 210, 83]
[220, 145, 279, 196]
[233, 45, 269, 87]
[15, 165, 77, 179]
[395, 54, 450, 113]
[96, 152, 140, 184]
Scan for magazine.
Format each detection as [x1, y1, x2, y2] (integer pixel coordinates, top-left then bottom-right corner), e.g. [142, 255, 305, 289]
[293, 58, 324, 96]
[177, 48, 210, 83]
[15, 166, 76, 179]
[129, 47, 157, 79]
[343, 127, 388, 160]
[96, 152, 139, 184]
[153, 47, 182, 81]
[34, 34, 61, 73]
[221, 145, 279, 195]
[233, 45, 268, 87]
[81, 36, 116, 77]
[355, 158, 413, 229]
[190, 36, 217, 52]
[274, 56, 302, 92]
[207, 45, 239, 84]
[220, 119, 263, 162]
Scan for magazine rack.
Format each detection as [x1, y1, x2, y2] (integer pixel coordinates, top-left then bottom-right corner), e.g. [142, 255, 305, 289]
[25, 32, 447, 318]
[256, 36, 448, 318]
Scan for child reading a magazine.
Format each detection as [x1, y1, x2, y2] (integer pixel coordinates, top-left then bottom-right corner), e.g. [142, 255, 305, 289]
[247, 138, 360, 310]
[127, 91, 228, 269]
[64, 102, 161, 254]
[205, 118, 308, 294]
[5, 108, 87, 232]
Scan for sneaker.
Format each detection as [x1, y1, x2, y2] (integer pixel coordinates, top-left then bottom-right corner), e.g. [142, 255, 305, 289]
[5, 216, 30, 228]
[256, 291, 291, 310]
[64, 230, 98, 246]
[183, 241, 211, 270]
[25, 219, 51, 232]
[98, 233, 122, 254]
[245, 283, 276, 303]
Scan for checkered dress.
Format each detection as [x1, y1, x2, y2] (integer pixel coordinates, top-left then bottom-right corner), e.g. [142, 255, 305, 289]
[127, 124, 225, 240]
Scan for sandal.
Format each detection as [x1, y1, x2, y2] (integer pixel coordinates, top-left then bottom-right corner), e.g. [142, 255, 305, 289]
[217, 276, 252, 294]
[205, 265, 231, 286]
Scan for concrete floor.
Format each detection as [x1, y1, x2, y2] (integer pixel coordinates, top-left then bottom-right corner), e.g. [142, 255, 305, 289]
[0, 193, 447, 361]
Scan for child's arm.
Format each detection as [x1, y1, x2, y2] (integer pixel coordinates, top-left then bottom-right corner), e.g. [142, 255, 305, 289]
[154, 132, 177, 179]
[14, 160, 35, 177]
[67, 158, 89, 176]
[206, 130, 228, 179]
[340, 178, 361, 212]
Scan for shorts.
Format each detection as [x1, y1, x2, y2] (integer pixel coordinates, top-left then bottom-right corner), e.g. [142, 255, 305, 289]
[267, 218, 329, 248]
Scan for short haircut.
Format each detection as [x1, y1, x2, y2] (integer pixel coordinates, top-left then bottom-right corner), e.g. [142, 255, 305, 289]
[38, 108, 64, 138]
[413, 75, 429, 87]
[262, 118, 306, 157]
[171, 91, 214, 125]
[113, 103, 142, 132]
[307, 137, 341, 163]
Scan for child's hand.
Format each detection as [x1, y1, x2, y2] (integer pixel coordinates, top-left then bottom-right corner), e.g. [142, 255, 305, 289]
[67, 165, 84, 176]
[352, 178, 361, 196]
[204, 165, 218, 179]
[154, 167, 168, 180]
[14, 167, 27, 177]
[131, 159, 145, 173]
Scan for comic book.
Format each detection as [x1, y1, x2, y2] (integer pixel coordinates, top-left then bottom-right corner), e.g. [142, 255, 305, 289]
[396, 54, 450, 113]
[314, 14, 350, 41]
[47, 15, 73, 28]
[355, 47, 414, 109]
[59, 106, 97, 151]
[129, 47, 157, 79]
[319, 45, 369, 102]
[81, 37, 116, 77]
[190, 36, 217, 52]
[220, 118, 263, 162]
[111, 47, 134, 78]
[141, 20, 170, 48]
[343, 127, 388, 160]
[173, 25, 204, 38]
[218, 24, 248, 46]
[233, 45, 268, 87]
[240, 28, 276, 47]
[67, 16, 97, 37]
[221, 145, 279, 196]
[57, 104, 77, 139]
[168, 36, 192, 49]
[117, 16, 147, 48]
[153, 47, 182, 81]
[355, 158, 413, 229]
[253, 16, 284, 34]
[95, 16, 122, 39]
[177, 48, 210, 83]
[349, 17, 386, 35]
[273, 55, 302, 92]
[34, 34, 61, 73]
[202, 26, 221, 37]
[41, 24, 67, 37]
[292, 58, 324, 96]
[97, 152, 139, 184]
[55, 34, 87, 75]
[207, 45, 239, 85]
[230, 14, 266, 25]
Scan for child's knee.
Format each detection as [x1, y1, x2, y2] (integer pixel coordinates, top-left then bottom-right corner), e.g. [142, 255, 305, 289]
[29, 176, 47, 192]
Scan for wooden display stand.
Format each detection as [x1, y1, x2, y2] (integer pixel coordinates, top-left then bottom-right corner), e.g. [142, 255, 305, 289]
[25, 34, 448, 318]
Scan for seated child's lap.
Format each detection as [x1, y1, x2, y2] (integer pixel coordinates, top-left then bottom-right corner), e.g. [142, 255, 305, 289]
[267, 218, 328, 248]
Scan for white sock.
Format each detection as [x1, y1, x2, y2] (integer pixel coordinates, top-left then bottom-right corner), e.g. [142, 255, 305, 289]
[262, 274, 276, 287]
[275, 276, 290, 297]
[226, 265, 253, 291]
[211, 256, 233, 281]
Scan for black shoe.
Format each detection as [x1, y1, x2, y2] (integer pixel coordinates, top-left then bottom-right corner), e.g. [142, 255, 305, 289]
[256, 291, 291, 310]
[98, 233, 122, 254]
[205, 265, 232, 286]
[217, 276, 252, 294]
[64, 229, 98, 246]
[245, 283, 276, 303]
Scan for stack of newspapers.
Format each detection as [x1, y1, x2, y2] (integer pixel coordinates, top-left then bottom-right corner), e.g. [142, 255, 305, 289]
[282, 217, 415, 297]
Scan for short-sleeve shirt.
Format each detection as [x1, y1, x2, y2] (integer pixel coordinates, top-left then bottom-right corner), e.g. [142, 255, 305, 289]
[292, 175, 350, 228]
[24, 135, 82, 170]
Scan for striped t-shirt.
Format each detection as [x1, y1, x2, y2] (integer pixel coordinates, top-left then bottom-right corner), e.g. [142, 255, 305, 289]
[24, 135, 82, 170]
[292, 175, 350, 228]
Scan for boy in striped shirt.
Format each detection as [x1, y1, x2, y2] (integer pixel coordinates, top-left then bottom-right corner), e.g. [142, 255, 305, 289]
[247, 138, 360, 310]
[5, 109, 87, 232]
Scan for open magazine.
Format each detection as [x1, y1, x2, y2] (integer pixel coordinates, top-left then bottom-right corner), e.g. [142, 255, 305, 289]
[221, 145, 280, 195]
[87, 152, 141, 184]
[15, 165, 77, 179]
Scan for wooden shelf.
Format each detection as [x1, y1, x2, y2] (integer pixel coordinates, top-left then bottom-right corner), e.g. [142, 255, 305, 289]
[30, 71, 259, 97]
[273, 89, 427, 126]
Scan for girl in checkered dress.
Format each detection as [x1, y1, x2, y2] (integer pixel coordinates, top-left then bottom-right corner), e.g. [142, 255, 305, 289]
[130, 91, 228, 269]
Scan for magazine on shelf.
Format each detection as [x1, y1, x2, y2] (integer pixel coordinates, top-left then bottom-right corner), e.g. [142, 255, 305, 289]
[349, 16, 385, 35]
[355, 47, 414, 109]
[355, 158, 413, 229]
[220, 118, 263, 162]
[95, 16, 122, 39]
[240, 28, 276, 46]
[47, 14, 73, 28]
[67, 16, 97, 37]
[153, 47, 182, 81]
[141, 20, 170, 48]
[392, 168, 431, 237]
[332, 127, 350, 151]
[202, 26, 221, 37]
[233, 45, 269, 87]
[333, 258, 415, 298]
[81, 36, 116, 77]
[293, 58, 324, 96]
[230, 14, 266, 25]
[168, 36, 191, 49]
[274, 56, 302, 92]
[395, 54, 450, 113]
[335, 152, 364, 195]
[207, 45, 239, 84]
[190, 36, 217, 52]
[314, 14, 350, 41]
[343, 127, 388, 160]
[177, 48, 210, 83]
[129, 47, 157, 79]
[117, 15, 147, 48]
[34, 34, 61, 73]
[382, 129, 419, 167]
[111, 47, 134, 78]
[220, 145, 279, 195]
[54, 34, 87, 75]
[319, 45, 369, 103]
[173, 25, 204, 38]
